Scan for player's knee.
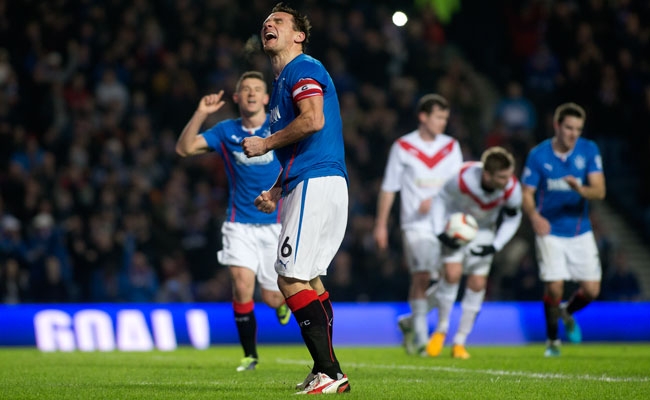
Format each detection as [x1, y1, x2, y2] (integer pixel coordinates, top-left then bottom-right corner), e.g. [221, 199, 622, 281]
[582, 287, 600, 301]
[261, 289, 285, 308]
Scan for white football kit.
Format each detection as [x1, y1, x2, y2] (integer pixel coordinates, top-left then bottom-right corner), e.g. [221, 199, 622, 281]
[432, 162, 523, 275]
[274, 176, 348, 281]
[218, 222, 282, 291]
[381, 131, 463, 273]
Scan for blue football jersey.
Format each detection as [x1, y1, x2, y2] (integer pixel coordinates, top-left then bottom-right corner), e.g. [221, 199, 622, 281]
[522, 137, 604, 237]
[268, 54, 348, 193]
[201, 117, 281, 224]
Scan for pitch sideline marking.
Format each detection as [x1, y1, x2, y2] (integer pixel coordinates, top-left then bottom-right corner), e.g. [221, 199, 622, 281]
[276, 358, 649, 383]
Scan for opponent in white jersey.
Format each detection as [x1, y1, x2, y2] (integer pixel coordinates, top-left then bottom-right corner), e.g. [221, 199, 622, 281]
[374, 94, 463, 354]
[175, 71, 290, 373]
[241, 4, 350, 394]
[426, 147, 522, 359]
[521, 102, 606, 357]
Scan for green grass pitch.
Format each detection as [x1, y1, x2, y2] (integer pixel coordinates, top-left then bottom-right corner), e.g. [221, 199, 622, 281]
[1, 344, 649, 399]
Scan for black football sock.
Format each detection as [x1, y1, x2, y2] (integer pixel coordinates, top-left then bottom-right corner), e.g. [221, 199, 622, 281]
[543, 295, 561, 341]
[287, 289, 342, 380]
[233, 300, 257, 359]
[319, 291, 334, 339]
[318, 291, 341, 375]
[566, 289, 591, 314]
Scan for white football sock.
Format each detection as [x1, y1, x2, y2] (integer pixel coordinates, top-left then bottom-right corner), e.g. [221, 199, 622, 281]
[453, 288, 486, 345]
[434, 279, 460, 334]
[425, 282, 439, 312]
[410, 298, 429, 348]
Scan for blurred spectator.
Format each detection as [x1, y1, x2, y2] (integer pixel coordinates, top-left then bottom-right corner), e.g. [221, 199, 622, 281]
[33, 255, 70, 303]
[25, 212, 72, 289]
[325, 250, 359, 302]
[156, 253, 194, 303]
[123, 251, 158, 303]
[0, 257, 30, 304]
[493, 80, 537, 137]
[602, 250, 641, 301]
[0, 215, 28, 264]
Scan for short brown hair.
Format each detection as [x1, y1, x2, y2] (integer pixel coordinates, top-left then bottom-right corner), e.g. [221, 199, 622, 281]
[481, 146, 515, 174]
[417, 94, 449, 114]
[235, 71, 266, 92]
[271, 3, 311, 52]
[554, 102, 586, 125]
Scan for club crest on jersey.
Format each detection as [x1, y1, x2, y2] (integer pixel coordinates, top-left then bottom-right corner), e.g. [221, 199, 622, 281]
[574, 155, 586, 170]
[269, 105, 281, 125]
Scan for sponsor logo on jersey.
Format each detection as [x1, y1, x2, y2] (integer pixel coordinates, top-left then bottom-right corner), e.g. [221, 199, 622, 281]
[275, 259, 289, 270]
[232, 151, 274, 165]
[546, 177, 582, 191]
[415, 177, 445, 188]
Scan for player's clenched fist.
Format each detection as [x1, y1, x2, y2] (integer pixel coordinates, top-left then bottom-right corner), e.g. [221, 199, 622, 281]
[254, 188, 281, 214]
[241, 136, 268, 157]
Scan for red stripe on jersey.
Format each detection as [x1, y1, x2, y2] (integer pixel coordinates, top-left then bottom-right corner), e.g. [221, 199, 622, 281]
[458, 163, 515, 210]
[292, 79, 323, 102]
[503, 176, 518, 200]
[397, 139, 455, 169]
[282, 144, 299, 193]
[221, 142, 237, 222]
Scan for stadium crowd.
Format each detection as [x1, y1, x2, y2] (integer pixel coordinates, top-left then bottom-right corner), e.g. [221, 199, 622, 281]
[0, 0, 648, 304]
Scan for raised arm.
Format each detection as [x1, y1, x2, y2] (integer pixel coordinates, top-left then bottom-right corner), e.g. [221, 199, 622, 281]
[175, 91, 226, 157]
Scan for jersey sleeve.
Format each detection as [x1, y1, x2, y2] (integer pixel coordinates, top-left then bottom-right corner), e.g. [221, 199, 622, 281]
[380, 141, 404, 192]
[449, 140, 464, 175]
[200, 123, 224, 154]
[586, 140, 604, 175]
[493, 181, 523, 251]
[521, 149, 541, 189]
[432, 175, 460, 235]
[286, 58, 327, 103]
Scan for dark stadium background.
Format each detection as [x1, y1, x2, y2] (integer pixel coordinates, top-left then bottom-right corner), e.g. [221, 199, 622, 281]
[0, 0, 648, 307]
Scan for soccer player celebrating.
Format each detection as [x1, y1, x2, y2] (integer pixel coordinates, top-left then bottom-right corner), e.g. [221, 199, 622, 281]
[374, 94, 463, 355]
[175, 71, 290, 372]
[427, 146, 522, 359]
[241, 3, 350, 394]
[521, 102, 606, 357]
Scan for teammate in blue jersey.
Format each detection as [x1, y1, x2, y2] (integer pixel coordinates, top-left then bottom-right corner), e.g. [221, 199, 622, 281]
[521, 102, 606, 357]
[241, 3, 350, 395]
[175, 71, 290, 372]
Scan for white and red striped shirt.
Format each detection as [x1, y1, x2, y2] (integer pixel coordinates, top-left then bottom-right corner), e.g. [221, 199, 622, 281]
[381, 131, 463, 231]
[431, 162, 522, 251]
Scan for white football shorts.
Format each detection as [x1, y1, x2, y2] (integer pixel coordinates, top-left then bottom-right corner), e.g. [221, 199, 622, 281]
[217, 221, 282, 291]
[442, 229, 495, 276]
[535, 231, 602, 282]
[402, 229, 442, 278]
[275, 176, 348, 281]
